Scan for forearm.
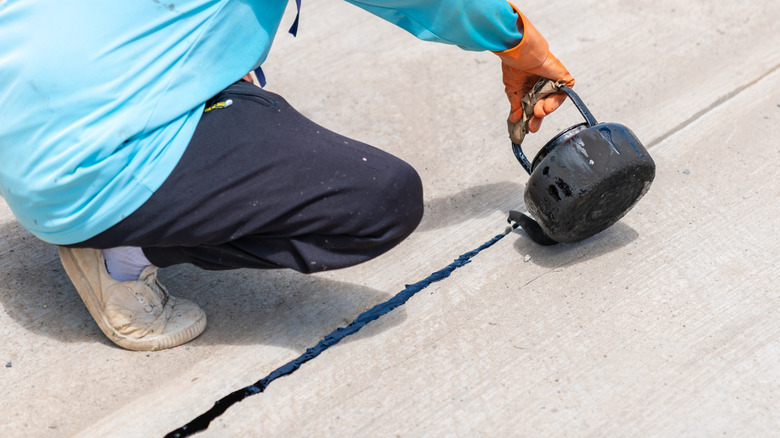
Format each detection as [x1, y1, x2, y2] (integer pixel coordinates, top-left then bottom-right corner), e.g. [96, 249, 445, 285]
[344, 0, 522, 51]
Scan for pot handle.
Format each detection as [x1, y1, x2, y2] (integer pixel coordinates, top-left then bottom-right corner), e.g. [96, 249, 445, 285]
[559, 85, 598, 127]
[510, 80, 598, 174]
[511, 142, 534, 175]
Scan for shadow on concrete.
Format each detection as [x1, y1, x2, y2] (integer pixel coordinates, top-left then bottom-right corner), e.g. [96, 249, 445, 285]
[417, 181, 523, 232]
[0, 220, 404, 349]
[416, 180, 638, 268]
[167, 264, 405, 348]
[511, 221, 639, 268]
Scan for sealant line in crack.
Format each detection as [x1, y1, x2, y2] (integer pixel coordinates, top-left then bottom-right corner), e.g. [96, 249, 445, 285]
[165, 222, 520, 438]
[646, 62, 780, 149]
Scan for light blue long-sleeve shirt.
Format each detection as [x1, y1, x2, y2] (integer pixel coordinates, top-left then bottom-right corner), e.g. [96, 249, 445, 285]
[0, 0, 521, 245]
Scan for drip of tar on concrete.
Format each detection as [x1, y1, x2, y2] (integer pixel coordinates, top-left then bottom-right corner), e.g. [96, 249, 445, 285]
[165, 223, 520, 438]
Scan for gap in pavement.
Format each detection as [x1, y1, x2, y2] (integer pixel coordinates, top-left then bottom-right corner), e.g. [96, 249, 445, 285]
[165, 225, 518, 437]
[166, 62, 777, 438]
[647, 62, 780, 149]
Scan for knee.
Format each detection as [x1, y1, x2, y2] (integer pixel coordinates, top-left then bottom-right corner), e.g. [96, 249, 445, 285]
[369, 158, 424, 241]
[396, 161, 424, 233]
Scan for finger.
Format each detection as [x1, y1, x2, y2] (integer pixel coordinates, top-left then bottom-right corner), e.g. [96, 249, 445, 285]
[534, 93, 567, 118]
[509, 108, 525, 124]
[241, 73, 253, 82]
[528, 116, 543, 133]
[506, 91, 523, 112]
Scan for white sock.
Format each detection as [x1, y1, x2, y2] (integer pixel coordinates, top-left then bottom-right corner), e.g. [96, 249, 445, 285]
[103, 246, 152, 282]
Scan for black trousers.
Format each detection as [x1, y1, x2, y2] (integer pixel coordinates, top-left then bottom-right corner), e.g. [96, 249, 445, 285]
[71, 81, 424, 274]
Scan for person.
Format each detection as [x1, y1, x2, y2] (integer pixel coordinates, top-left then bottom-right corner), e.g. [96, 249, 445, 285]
[0, 0, 573, 351]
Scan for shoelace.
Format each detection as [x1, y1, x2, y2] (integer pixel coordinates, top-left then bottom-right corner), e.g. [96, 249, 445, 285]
[141, 268, 169, 306]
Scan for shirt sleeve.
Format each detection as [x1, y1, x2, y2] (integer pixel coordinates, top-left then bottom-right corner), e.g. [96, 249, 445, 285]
[343, 0, 523, 52]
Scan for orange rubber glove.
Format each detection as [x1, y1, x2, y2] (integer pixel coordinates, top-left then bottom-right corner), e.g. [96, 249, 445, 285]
[493, 3, 574, 144]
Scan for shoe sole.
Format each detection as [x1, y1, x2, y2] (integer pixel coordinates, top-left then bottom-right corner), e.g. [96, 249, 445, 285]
[58, 247, 207, 351]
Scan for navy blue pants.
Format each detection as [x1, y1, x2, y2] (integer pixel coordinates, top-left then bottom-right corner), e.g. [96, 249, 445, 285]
[71, 81, 424, 273]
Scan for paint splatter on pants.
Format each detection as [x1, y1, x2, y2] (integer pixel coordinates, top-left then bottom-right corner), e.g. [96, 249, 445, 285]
[69, 81, 424, 273]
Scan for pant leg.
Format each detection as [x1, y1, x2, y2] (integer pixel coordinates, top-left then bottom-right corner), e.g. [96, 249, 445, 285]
[72, 81, 424, 273]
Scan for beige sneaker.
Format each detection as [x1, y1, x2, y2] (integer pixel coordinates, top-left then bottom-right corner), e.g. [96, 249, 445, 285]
[58, 247, 207, 351]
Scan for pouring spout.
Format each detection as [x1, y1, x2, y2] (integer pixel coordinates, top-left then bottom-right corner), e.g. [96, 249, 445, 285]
[508, 211, 558, 246]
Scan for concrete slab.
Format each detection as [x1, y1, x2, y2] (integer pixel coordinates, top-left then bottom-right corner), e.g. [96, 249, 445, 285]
[210, 63, 780, 438]
[1, 0, 778, 436]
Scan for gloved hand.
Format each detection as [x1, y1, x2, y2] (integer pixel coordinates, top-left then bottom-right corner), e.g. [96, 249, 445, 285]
[494, 3, 574, 144]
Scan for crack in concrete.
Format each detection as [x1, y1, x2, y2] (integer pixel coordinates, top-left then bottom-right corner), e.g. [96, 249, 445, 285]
[160, 64, 780, 435]
[165, 224, 518, 437]
[522, 266, 566, 287]
[646, 63, 780, 149]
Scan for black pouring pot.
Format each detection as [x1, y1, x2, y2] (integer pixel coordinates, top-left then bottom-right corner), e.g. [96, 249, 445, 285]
[509, 86, 656, 245]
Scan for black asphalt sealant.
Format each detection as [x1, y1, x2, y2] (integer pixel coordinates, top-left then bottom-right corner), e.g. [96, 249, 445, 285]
[165, 223, 518, 437]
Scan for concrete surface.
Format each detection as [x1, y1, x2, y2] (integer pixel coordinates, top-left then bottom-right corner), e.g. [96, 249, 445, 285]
[2, 1, 779, 436]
